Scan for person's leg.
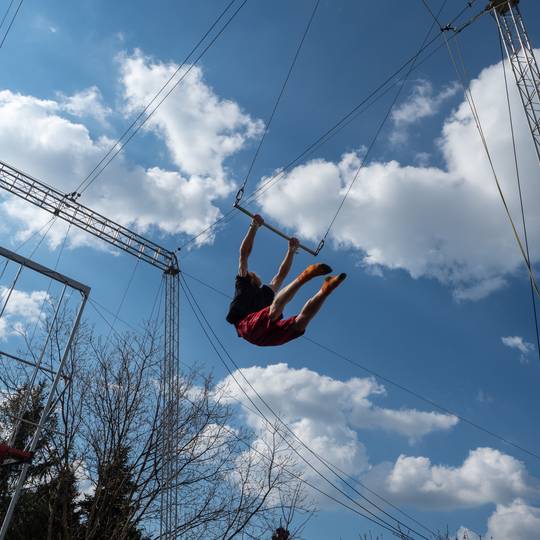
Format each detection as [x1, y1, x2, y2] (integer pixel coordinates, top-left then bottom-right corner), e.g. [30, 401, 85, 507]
[294, 273, 346, 332]
[269, 263, 331, 321]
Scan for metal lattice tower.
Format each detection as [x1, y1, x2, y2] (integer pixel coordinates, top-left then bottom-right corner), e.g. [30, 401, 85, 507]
[0, 246, 90, 540]
[491, 0, 540, 166]
[0, 159, 181, 538]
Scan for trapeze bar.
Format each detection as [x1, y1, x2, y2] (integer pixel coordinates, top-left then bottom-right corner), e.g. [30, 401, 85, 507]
[0, 246, 90, 296]
[234, 203, 320, 256]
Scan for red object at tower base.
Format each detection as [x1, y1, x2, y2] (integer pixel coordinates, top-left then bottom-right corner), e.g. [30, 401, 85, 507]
[0, 443, 33, 467]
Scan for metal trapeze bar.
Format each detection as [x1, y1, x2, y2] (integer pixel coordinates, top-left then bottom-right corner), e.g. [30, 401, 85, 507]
[234, 203, 319, 256]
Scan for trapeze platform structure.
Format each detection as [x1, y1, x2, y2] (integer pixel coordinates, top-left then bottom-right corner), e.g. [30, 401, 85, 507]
[0, 159, 180, 539]
[0, 245, 90, 540]
[491, 0, 540, 167]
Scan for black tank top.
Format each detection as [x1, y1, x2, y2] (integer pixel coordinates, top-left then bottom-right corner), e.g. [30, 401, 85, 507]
[226, 275, 275, 325]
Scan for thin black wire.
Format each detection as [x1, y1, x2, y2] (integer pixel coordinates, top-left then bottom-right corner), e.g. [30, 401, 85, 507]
[89, 274, 165, 338]
[236, 0, 321, 201]
[0, 0, 23, 49]
[215, 422, 403, 536]
[181, 269, 540, 462]
[0, 0, 15, 34]
[179, 0, 485, 251]
[180, 284, 422, 540]
[178, 32, 465, 254]
[88, 274, 164, 346]
[237, 397, 437, 539]
[0, 216, 58, 280]
[27, 218, 57, 259]
[319, 0, 449, 246]
[103, 258, 141, 346]
[180, 275, 430, 540]
[421, 0, 445, 30]
[72, 0, 237, 197]
[29, 223, 73, 346]
[498, 31, 540, 363]
[76, 0, 248, 197]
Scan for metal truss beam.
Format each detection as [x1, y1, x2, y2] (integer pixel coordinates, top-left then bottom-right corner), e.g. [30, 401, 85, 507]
[0, 160, 178, 274]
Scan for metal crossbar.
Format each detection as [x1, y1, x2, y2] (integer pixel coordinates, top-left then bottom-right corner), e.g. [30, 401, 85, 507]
[0, 246, 89, 295]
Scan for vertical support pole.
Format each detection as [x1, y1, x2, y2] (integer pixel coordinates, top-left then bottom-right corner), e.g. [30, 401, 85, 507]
[0, 290, 89, 540]
[160, 259, 180, 539]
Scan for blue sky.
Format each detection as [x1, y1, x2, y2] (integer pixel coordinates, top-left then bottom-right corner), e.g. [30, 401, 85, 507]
[1, 0, 540, 538]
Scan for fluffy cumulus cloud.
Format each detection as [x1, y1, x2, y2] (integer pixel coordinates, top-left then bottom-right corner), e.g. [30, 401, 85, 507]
[256, 53, 540, 300]
[0, 286, 49, 340]
[484, 499, 540, 540]
[0, 50, 262, 249]
[502, 335, 535, 363]
[391, 80, 460, 144]
[217, 363, 457, 482]
[365, 447, 538, 511]
[120, 50, 263, 177]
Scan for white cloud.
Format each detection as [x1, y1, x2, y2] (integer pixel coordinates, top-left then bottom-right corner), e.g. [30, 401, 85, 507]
[365, 448, 538, 511]
[256, 54, 540, 300]
[217, 363, 457, 483]
[59, 86, 112, 126]
[119, 50, 263, 177]
[391, 80, 460, 144]
[0, 286, 49, 339]
[485, 499, 540, 540]
[0, 50, 263, 249]
[502, 336, 535, 362]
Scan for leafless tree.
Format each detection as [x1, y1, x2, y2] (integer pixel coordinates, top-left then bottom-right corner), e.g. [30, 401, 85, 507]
[1, 297, 314, 539]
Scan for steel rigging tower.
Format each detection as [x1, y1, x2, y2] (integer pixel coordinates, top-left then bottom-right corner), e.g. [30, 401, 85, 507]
[490, 0, 540, 166]
[0, 160, 180, 539]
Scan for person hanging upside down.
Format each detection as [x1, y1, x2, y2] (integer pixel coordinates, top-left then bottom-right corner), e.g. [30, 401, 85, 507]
[226, 214, 346, 347]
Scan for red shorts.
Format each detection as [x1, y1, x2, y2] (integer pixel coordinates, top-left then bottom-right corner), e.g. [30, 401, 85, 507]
[235, 306, 304, 347]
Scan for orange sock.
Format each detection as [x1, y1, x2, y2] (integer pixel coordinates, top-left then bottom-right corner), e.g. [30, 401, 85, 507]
[321, 273, 347, 295]
[297, 263, 332, 285]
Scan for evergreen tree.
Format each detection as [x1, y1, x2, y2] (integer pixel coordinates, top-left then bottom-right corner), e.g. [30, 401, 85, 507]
[0, 384, 81, 539]
[79, 445, 146, 540]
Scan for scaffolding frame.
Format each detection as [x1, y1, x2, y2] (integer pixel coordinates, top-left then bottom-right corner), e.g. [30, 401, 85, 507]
[0, 245, 90, 539]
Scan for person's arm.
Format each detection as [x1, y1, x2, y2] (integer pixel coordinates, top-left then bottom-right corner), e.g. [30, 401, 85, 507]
[269, 237, 300, 291]
[238, 214, 264, 277]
